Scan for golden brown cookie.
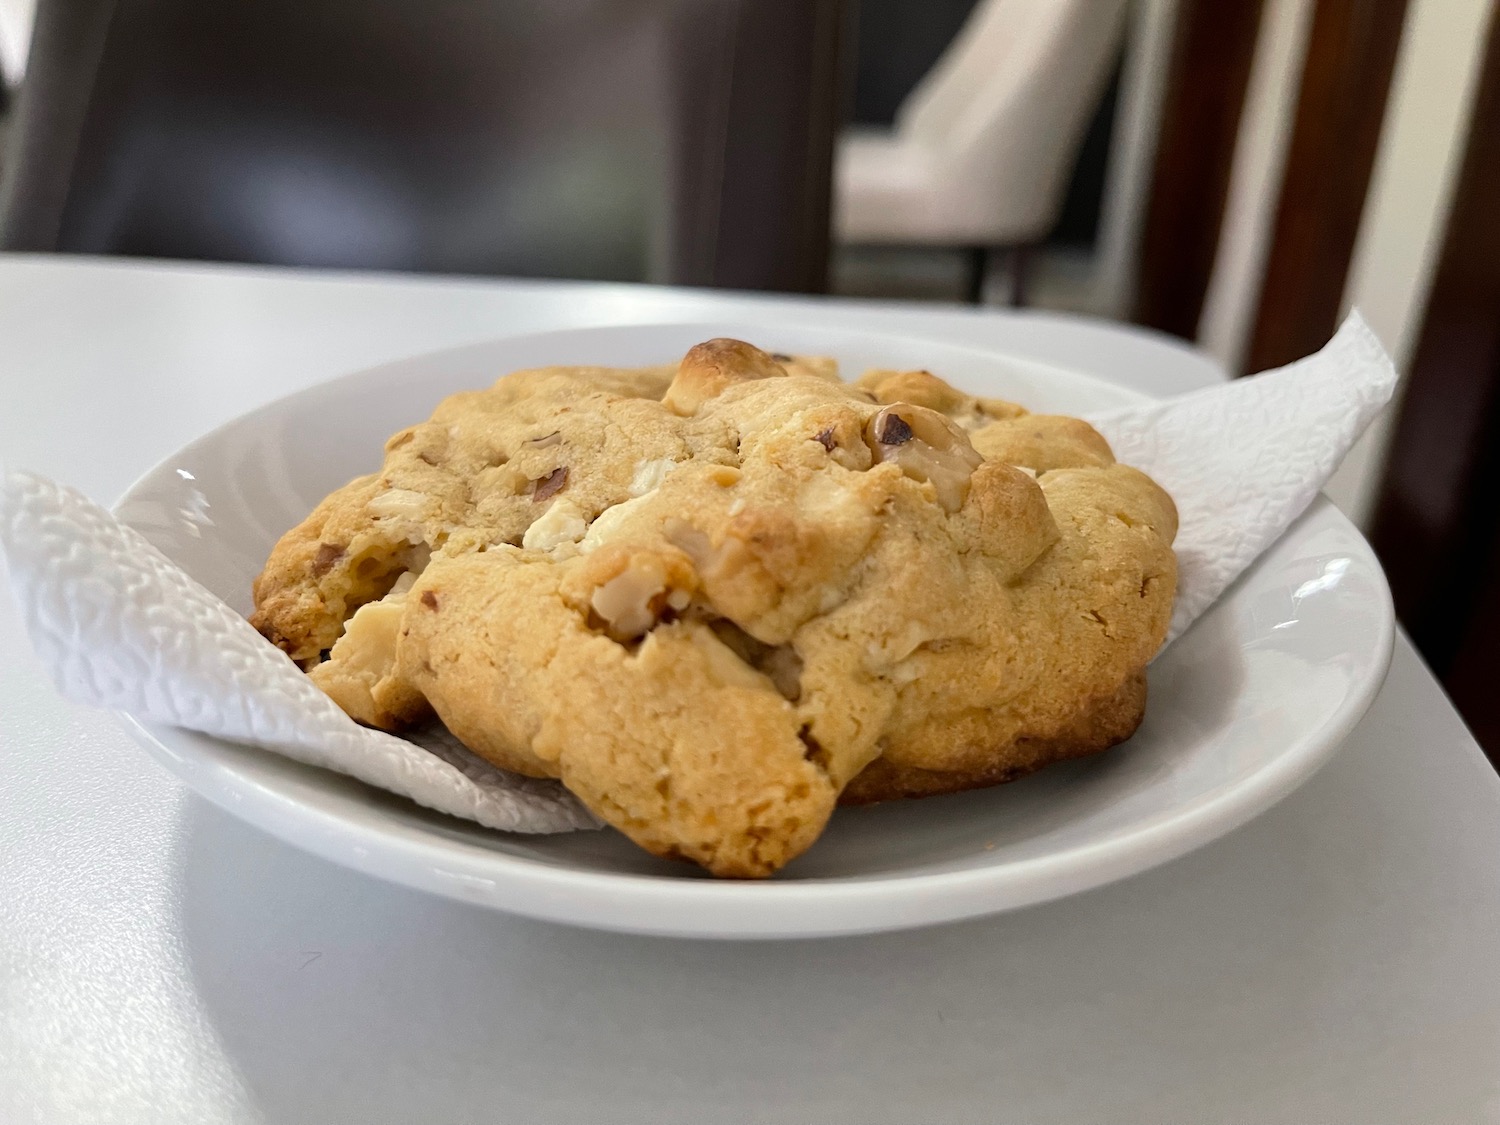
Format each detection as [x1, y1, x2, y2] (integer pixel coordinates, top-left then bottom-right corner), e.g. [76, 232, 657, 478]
[251, 340, 1177, 877]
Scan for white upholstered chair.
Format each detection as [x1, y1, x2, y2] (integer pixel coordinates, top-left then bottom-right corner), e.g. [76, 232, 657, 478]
[0, 0, 35, 88]
[836, 0, 1130, 303]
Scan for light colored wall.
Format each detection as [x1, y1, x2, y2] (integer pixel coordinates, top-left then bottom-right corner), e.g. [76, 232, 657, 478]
[1192, 0, 1494, 529]
[0, 0, 34, 87]
[1196, 0, 1315, 374]
[1324, 0, 1495, 524]
[1091, 0, 1180, 319]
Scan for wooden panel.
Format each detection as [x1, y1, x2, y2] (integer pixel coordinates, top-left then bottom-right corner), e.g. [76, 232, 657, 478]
[1245, 0, 1409, 373]
[1368, 0, 1500, 765]
[4, 0, 843, 290]
[715, 0, 846, 294]
[1131, 0, 1264, 340]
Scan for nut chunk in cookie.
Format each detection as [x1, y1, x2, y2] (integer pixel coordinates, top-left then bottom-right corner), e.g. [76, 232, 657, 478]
[250, 338, 1178, 877]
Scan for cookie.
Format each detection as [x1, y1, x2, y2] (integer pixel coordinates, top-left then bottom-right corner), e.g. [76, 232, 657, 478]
[251, 339, 1177, 876]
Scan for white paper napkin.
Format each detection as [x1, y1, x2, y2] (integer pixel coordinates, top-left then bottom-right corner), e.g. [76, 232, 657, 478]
[0, 312, 1397, 834]
[0, 470, 602, 834]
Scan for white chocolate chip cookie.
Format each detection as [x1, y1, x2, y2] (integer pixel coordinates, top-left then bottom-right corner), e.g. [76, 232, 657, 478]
[251, 340, 1177, 876]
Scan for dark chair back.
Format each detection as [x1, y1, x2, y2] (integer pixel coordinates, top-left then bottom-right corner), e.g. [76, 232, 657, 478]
[0, 0, 843, 290]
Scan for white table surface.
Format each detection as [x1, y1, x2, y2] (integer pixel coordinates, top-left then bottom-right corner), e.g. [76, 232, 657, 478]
[2, 253, 1498, 1125]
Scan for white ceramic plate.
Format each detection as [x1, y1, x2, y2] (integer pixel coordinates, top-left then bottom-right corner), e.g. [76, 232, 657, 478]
[114, 322, 1394, 939]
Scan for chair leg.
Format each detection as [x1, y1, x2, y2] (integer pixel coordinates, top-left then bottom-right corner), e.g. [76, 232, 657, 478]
[963, 246, 988, 304]
[1009, 244, 1033, 308]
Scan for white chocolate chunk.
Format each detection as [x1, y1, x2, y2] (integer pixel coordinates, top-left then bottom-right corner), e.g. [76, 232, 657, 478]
[368, 488, 431, 520]
[629, 458, 678, 497]
[522, 499, 587, 551]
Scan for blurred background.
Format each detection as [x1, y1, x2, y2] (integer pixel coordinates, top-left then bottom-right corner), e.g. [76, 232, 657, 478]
[1, 0, 1497, 758]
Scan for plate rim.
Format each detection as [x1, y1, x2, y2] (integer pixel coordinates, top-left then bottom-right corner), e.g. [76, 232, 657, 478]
[113, 321, 1397, 938]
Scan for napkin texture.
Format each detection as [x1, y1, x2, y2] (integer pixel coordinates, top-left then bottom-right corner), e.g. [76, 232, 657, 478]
[0, 312, 1396, 834]
[0, 472, 601, 833]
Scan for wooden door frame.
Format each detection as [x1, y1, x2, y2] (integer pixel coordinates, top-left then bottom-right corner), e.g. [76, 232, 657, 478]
[1245, 0, 1410, 373]
[1369, 0, 1500, 760]
[1133, 0, 1410, 368]
[1131, 0, 1264, 339]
